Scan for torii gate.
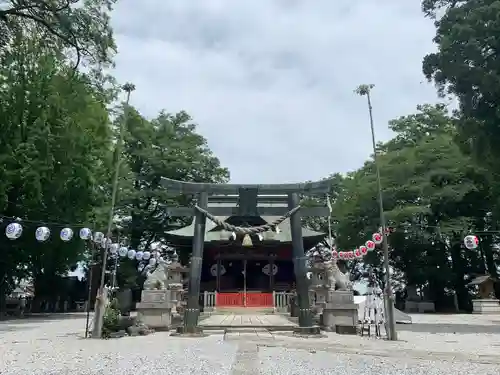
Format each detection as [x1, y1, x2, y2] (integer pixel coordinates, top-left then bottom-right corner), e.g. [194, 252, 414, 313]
[162, 177, 334, 335]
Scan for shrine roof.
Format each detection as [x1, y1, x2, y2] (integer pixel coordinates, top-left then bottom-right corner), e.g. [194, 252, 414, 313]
[165, 196, 325, 243]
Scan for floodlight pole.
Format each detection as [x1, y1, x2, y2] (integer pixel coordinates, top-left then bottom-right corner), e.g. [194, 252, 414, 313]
[91, 83, 135, 338]
[356, 84, 397, 341]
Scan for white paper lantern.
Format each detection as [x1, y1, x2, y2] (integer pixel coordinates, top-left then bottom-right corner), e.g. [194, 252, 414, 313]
[464, 235, 479, 250]
[262, 263, 278, 276]
[354, 248, 362, 258]
[6, 223, 23, 240]
[149, 257, 157, 266]
[60, 228, 73, 242]
[93, 231, 104, 243]
[79, 228, 92, 240]
[142, 251, 151, 260]
[135, 251, 144, 261]
[372, 232, 383, 245]
[210, 264, 226, 276]
[35, 226, 50, 242]
[107, 243, 118, 255]
[338, 251, 345, 259]
[127, 249, 136, 259]
[138, 264, 145, 272]
[118, 246, 127, 257]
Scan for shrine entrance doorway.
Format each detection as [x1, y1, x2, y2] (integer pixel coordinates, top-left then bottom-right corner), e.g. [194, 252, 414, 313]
[215, 258, 275, 308]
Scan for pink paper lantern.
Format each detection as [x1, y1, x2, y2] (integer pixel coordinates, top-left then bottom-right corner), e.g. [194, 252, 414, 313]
[366, 240, 376, 251]
[359, 245, 368, 255]
[372, 232, 383, 245]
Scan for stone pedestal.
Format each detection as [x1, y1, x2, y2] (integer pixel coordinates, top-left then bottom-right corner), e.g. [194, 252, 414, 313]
[321, 291, 358, 334]
[136, 290, 173, 331]
[405, 300, 435, 313]
[472, 299, 500, 314]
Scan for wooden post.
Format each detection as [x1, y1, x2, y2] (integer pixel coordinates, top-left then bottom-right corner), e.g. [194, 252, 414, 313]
[288, 192, 319, 334]
[243, 259, 247, 307]
[216, 257, 221, 292]
[177, 191, 207, 335]
[269, 259, 275, 292]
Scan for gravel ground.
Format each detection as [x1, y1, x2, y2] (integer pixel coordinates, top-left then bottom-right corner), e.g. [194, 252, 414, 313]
[258, 346, 500, 375]
[0, 316, 237, 375]
[1, 313, 500, 374]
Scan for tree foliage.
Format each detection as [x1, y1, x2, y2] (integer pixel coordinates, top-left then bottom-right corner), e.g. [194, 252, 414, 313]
[0, 0, 116, 68]
[422, 0, 500, 172]
[320, 104, 497, 310]
[0, 30, 113, 302]
[109, 108, 229, 289]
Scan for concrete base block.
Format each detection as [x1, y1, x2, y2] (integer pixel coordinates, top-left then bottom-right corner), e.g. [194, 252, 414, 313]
[472, 299, 500, 314]
[136, 300, 173, 330]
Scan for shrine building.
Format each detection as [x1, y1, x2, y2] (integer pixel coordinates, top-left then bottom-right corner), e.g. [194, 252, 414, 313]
[165, 194, 326, 308]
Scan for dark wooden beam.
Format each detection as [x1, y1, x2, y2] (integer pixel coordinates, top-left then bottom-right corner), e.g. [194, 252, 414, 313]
[208, 195, 289, 204]
[166, 206, 329, 217]
[161, 177, 333, 195]
[238, 187, 259, 216]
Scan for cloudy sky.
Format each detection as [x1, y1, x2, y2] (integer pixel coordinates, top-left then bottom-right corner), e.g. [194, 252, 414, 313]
[111, 0, 441, 184]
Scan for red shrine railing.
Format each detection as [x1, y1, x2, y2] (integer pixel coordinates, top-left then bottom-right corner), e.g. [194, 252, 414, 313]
[215, 292, 274, 307]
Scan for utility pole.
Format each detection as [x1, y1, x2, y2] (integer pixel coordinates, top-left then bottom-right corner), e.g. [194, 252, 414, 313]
[355, 84, 397, 341]
[91, 83, 135, 338]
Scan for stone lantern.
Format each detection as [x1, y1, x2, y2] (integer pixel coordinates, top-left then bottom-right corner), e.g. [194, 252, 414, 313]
[167, 259, 188, 318]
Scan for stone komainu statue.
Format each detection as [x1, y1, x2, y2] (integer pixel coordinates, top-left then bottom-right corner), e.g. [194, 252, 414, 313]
[308, 244, 353, 291]
[327, 261, 352, 291]
[319, 248, 352, 291]
[143, 260, 169, 290]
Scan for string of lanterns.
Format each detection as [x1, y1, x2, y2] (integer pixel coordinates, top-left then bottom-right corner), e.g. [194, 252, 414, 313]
[332, 231, 480, 261]
[5, 221, 93, 242]
[102, 239, 166, 273]
[333, 227, 395, 261]
[4, 220, 165, 273]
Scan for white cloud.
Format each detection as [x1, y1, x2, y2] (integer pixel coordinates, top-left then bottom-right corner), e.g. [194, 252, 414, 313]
[111, 0, 440, 183]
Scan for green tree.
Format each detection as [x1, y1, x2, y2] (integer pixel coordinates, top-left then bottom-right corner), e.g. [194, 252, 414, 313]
[0, 32, 113, 305]
[108, 108, 230, 289]
[421, 0, 500, 172]
[333, 104, 492, 310]
[0, 0, 117, 68]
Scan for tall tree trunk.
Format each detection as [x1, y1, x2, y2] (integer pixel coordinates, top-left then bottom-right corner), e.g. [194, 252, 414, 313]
[449, 241, 471, 312]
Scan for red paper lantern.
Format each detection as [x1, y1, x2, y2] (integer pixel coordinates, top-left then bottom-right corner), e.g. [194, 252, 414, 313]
[347, 251, 354, 259]
[359, 245, 368, 255]
[332, 250, 338, 258]
[365, 240, 376, 251]
[338, 251, 345, 259]
[354, 248, 361, 258]
[372, 232, 383, 245]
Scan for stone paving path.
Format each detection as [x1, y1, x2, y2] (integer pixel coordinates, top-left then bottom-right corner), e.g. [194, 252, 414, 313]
[200, 313, 296, 328]
[2, 313, 500, 374]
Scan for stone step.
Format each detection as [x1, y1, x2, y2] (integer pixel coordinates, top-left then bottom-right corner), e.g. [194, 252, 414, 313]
[203, 325, 295, 331]
[213, 307, 275, 315]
